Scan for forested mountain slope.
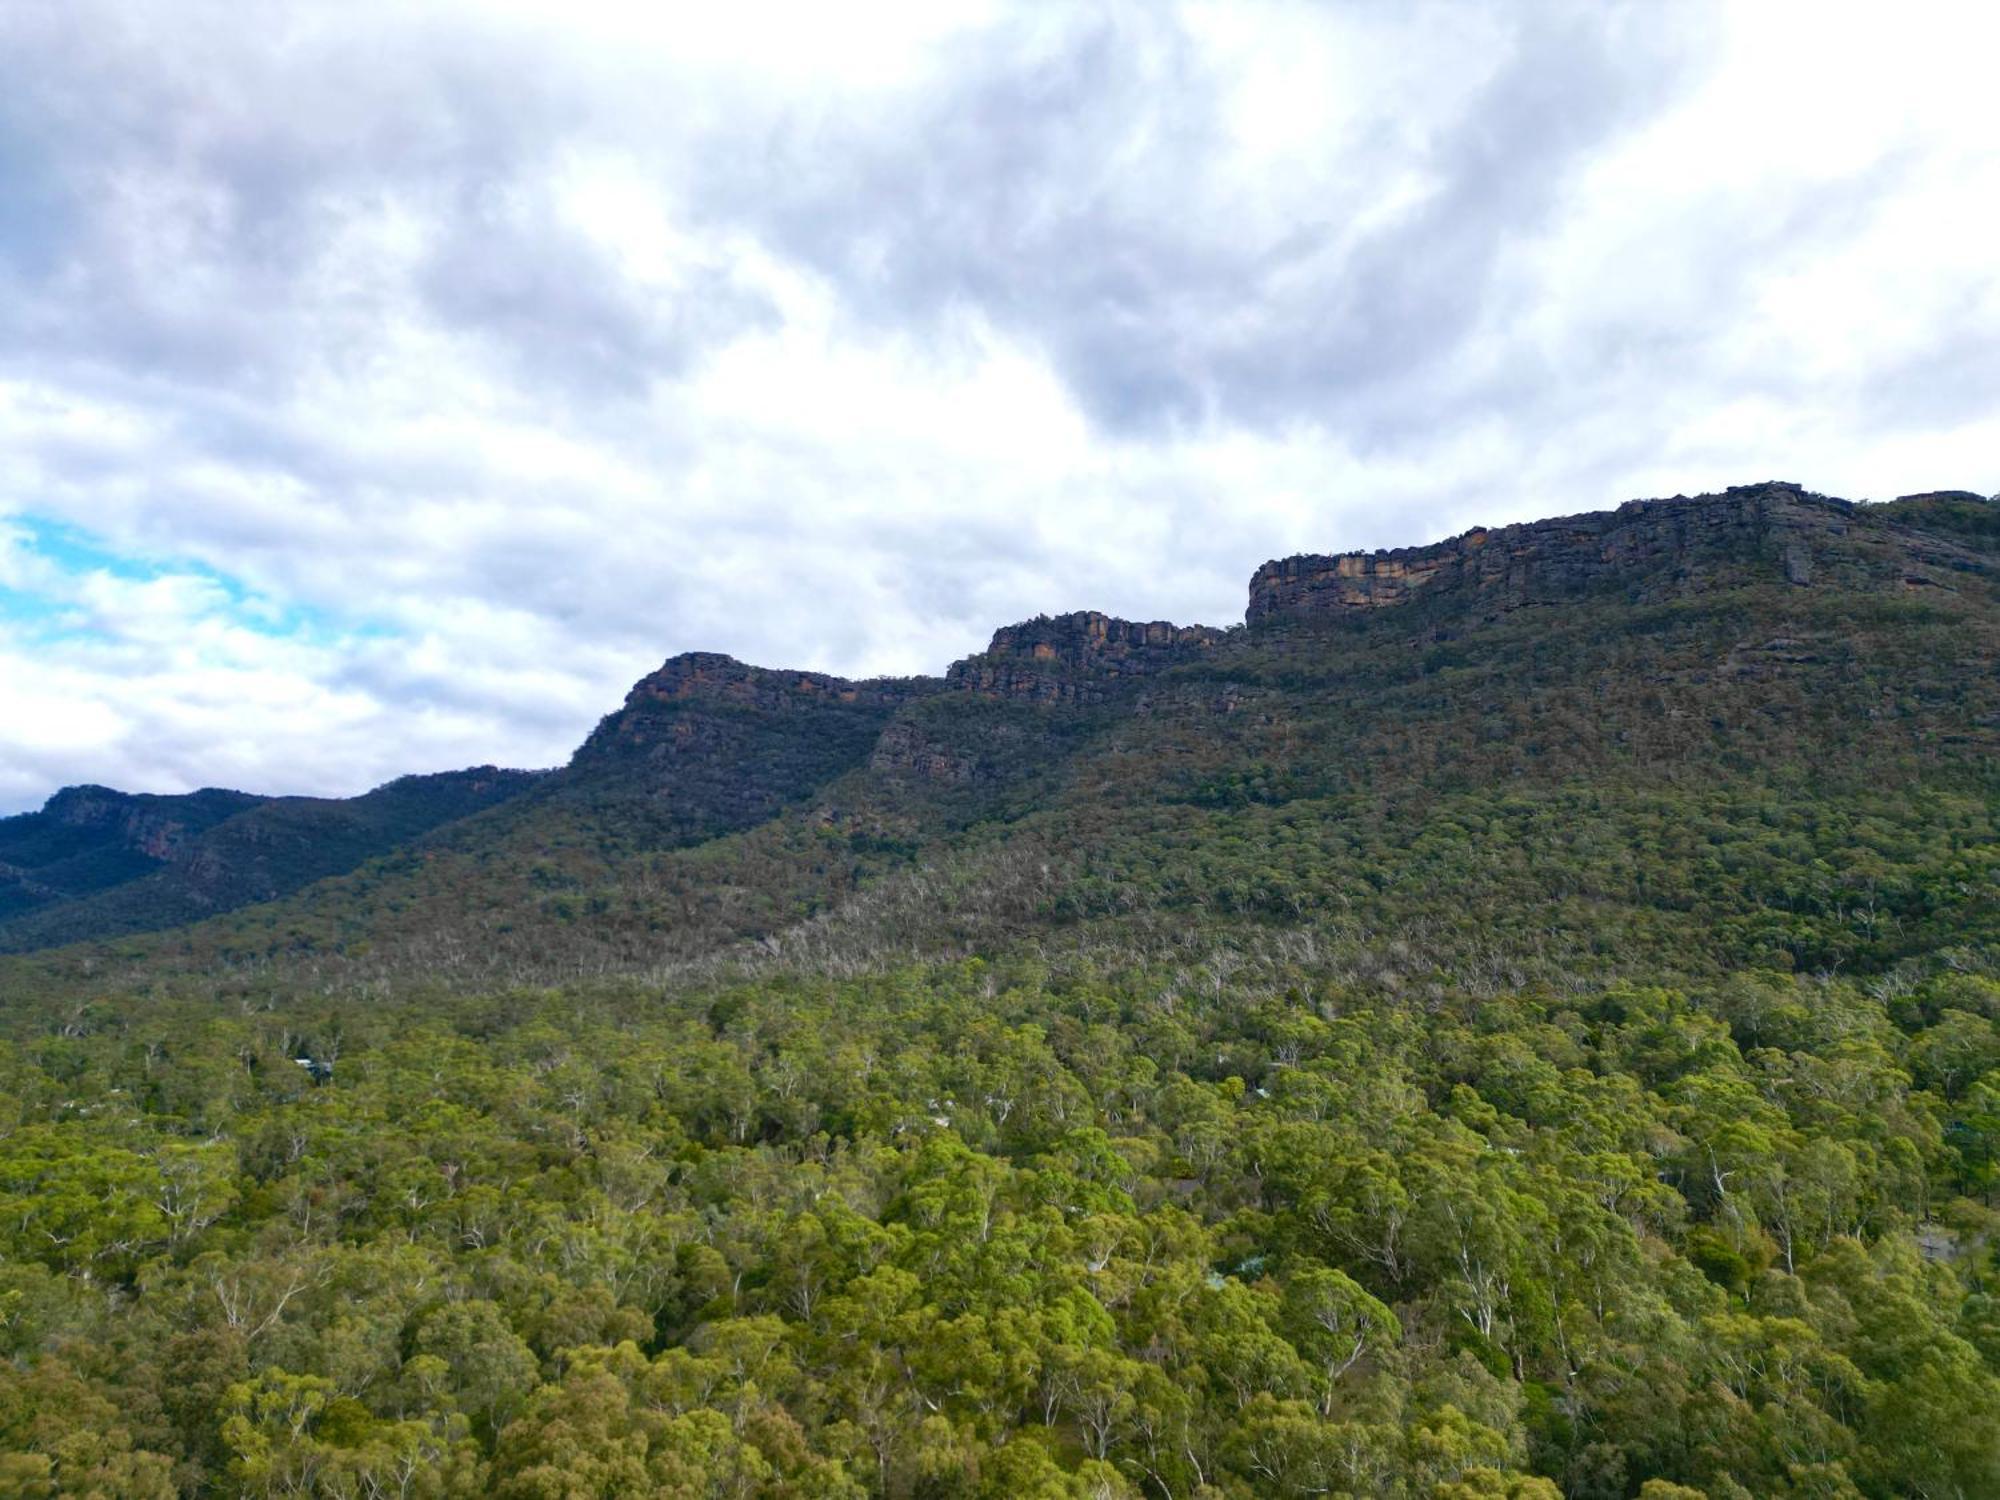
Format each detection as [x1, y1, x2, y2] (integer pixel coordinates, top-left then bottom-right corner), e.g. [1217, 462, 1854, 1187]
[0, 768, 544, 953]
[1, 482, 1997, 1500]
[0, 785, 266, 923]
[13, 480, 1989, 993]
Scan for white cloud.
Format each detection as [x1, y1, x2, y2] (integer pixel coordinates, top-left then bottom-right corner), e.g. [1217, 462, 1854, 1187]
[0, 0, 1995, 811]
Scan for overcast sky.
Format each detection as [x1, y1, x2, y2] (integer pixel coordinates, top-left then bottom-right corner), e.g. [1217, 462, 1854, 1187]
[1, 1, 1996, 811]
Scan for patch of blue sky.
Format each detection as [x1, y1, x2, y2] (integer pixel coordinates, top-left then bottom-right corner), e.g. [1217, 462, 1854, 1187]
[0, 512, 392, 646]
[0, 585, 65, 629]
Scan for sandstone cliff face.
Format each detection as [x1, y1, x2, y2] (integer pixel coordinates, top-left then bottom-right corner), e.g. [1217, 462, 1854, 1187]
[1246, 482, 1994, 624]
[863, 614, 1228, 788]
[614, 652, 925, 716]
[946, 612, 1225, 704]
[565, 653, 940, 835]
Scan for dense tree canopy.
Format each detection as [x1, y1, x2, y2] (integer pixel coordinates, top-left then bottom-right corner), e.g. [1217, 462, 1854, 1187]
[0, 953, 1996, 1497]
[1, 495, 1995, 1495]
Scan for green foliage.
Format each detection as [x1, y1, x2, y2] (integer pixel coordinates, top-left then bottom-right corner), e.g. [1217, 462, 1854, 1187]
[0, 956, 1993, 1496]
[0, 771, 541, 952]
[0, 500, 1995, 1494]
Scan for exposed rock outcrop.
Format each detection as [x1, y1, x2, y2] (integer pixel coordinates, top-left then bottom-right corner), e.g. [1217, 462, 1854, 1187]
[612, 652, 926, 716]
[857, 614, 1230, 787]
[565, 653, 940, 835]
[1247, 482, 1993, 624]
[947, 612, 1225, 703]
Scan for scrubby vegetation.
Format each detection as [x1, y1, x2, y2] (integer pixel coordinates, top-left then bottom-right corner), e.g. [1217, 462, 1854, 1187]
[0, 772, 542, 954]
[0, 491, 1996, 1496]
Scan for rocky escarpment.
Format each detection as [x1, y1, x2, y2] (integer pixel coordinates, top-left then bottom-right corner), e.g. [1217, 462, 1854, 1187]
[867, 614, 1227, 789]
[11, 478, 1991, 954]
[1247, 482, 1996, 624]
[563, 653, 940, 837]
[946, 612, 1226, 704]
[606, 652, 927, 716]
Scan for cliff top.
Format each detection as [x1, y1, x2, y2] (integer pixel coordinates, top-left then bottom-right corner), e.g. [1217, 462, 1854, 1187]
[1247, 481, 1992, 623]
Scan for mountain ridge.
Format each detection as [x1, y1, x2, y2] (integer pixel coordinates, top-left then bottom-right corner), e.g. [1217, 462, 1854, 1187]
[0, 766, 546, 952]
[2, 480, 1992, 965]
[1248, 481, 1996, 622]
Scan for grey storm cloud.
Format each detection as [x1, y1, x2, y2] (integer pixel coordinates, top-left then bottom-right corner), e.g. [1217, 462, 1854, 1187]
[0, 0, 1994, 812]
